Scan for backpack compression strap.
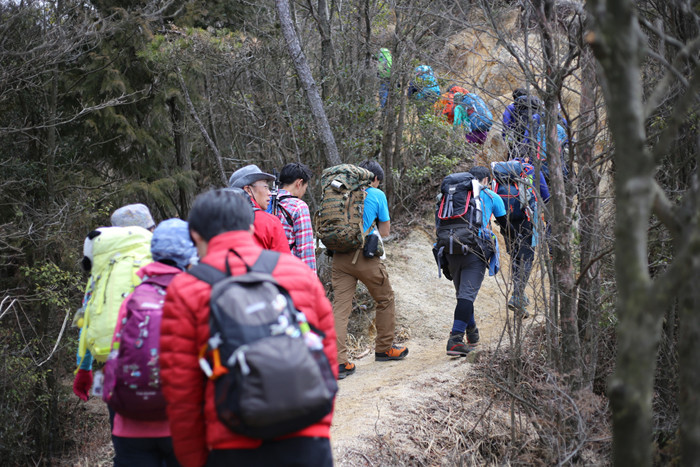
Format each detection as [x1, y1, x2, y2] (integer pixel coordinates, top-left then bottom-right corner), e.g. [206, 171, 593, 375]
[187, 250, 281, 286]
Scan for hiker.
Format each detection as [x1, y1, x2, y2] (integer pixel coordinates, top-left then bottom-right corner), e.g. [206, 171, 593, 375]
[491, 160, 549, 317]
[271, 162, 317, 272]
[408, 65, 441, 117]
[530, 121, 570, 182]
[502, 88, 542, 159]
[104, 218, 197, 467]
[228, 164, 291, 254]
[434, 84, 469, 124]
[330, 160, 408, 380]
[73, 204, 155, 402]
[377, 48, 392, 108]
[159, 189, 337, 467]
[435, 166, 517, 356]
[455, 92, 493, 145]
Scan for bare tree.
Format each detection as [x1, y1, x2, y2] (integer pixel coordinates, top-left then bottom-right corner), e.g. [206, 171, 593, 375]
[276, 0, 342, 166]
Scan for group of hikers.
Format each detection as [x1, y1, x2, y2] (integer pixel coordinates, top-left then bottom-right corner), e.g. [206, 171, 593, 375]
[70, 52, 563, 465]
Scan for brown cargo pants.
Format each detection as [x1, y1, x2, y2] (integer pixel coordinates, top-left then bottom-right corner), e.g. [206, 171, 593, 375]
[331, 251, 395, 365]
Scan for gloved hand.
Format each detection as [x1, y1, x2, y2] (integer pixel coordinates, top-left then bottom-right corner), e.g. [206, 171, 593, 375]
[73, 369, 93, 401]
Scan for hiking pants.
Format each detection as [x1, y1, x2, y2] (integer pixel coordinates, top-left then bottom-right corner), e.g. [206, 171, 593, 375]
[332, 251, 395, 365]
[112, 436, 181, 467]
[505, 219, 535, 299]
[446, 251, 487, 302]
[207, 437, 333, 467]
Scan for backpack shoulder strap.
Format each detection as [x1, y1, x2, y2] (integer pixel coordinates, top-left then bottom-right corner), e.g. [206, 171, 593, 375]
[187, 263, 228, 286]
[250, 250, 281, 274]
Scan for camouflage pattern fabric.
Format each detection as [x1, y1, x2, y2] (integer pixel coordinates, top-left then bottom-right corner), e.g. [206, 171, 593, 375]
[315, 164, 375, 253]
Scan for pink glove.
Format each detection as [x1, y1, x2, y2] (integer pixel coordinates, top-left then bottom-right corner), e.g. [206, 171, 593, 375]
[73, 369, 93, 401]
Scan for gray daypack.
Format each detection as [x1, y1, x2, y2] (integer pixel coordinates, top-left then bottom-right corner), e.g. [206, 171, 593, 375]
[187, 249, 337, 439]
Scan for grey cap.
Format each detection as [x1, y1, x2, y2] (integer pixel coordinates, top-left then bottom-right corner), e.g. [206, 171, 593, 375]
[228, 164, 275, 188]
[111, 203, 155, 229]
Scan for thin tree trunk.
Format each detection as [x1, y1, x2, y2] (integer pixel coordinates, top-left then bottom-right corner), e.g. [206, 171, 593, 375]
[536, 0, 581, 388]
[168, 97, 192, 217]
[576, 40, 601, 389]
[176, 67, 227, 187]
[277, 0, 341, 166]
[47, 69, 58, 204]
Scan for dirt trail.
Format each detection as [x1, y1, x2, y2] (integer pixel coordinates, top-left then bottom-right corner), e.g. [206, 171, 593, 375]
[331, 228, 518, 463]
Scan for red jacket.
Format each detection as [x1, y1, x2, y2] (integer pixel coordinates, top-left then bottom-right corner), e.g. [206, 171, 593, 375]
[252, 199, 290, 254]
[159, 231, 337, 467]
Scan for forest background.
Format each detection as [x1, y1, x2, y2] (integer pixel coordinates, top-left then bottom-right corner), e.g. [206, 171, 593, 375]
[1, 0, 700, 466]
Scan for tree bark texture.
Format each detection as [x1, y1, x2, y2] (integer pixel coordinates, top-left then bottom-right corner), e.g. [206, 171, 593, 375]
[47, 69, 58, 204]
[176, 68, 228, 187]
[679, 273, 700, 467]
[168, 97, 192, 218]
[277, 0, 342, 166]
[588, 1, 676, 465]
[536, 0, 581, 388]
[576, 40, 601, 389]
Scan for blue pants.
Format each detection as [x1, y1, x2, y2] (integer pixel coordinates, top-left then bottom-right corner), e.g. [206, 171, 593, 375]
[379, 80, 390, 108]
[207, 437, 333, 467]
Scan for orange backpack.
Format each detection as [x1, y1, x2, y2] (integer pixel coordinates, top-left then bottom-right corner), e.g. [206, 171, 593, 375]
[434, 85, 469, 124]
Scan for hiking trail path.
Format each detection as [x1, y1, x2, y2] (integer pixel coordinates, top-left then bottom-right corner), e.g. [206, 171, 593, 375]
[331, 228, 520, 464]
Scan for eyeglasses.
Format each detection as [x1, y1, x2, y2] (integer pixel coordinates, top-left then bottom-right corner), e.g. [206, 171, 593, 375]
[250, 183, 271, 191]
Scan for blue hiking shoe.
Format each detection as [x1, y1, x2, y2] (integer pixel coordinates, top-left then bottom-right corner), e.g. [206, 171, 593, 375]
[508, 294, 530, 319]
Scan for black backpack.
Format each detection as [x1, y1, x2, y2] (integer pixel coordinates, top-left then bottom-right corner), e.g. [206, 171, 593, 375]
[492, 161, 535, 222]
[511, 95, 542, 145]
[276, 194, 297, 250]
[435, 172, 483, 255]
[187, 250, 337, 439]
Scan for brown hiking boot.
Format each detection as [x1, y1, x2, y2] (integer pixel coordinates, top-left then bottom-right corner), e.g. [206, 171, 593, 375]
[375, 344, 409, 361]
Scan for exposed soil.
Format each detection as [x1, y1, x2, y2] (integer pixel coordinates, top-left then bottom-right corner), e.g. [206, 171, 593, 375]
[330, 227, 541, 464]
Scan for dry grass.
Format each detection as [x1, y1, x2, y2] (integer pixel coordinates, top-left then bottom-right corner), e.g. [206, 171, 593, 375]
[339, 326, 613, 467]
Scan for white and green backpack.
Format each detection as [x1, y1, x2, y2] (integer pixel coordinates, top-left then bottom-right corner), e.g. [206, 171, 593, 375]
[78, 226, 152, 365]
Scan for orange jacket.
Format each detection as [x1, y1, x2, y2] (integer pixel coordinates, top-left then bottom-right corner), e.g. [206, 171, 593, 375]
[159, 231, 337, 467]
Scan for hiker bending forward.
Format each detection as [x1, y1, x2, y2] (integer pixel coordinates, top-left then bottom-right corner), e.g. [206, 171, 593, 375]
[159, 190, 337, 467]
[332, 160, 408, 380]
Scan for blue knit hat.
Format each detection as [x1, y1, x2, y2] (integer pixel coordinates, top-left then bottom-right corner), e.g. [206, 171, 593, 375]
[151, 219, 198, 270]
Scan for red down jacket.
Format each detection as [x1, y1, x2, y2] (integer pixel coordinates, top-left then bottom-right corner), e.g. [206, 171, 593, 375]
[159, 231, 337, 467]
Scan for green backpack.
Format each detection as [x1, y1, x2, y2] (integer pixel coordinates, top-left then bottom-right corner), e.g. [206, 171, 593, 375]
[315, 164, 375, 253]
[78, 226, 153, 364]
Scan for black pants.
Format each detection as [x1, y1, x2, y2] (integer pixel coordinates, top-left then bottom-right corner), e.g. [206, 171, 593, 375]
[207, 437, 333, 467]
[112, 436, 182, 467]
[505, 218, 535, 298]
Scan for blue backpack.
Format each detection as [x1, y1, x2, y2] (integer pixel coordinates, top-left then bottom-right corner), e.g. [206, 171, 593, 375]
[491, 161, 536, 221]
[461, 93, 493, 132]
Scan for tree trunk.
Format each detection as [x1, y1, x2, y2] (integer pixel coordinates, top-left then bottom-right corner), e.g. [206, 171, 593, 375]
[277, 0, 342, 166]
[168, 97, 192, 218]
[536, 0, 581, 388]
[576, 40, 601, 389]
[46, 69, 58, 204]
[679, 273, 700, 466]
[587, 1, 667, 465]
[381, 35, 401, 210]
[176, 67, 228, 187]
[318, 0, 332, 101]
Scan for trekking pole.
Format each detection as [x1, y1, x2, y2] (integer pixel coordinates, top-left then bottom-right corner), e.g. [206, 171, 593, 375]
[270, 168, 279, 215]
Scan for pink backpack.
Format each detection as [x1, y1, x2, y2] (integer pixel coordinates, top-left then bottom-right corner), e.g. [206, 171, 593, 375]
[102, 273, 176, 421]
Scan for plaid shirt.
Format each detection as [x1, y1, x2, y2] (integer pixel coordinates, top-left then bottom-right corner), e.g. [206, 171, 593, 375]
[276, 189, 316, 272]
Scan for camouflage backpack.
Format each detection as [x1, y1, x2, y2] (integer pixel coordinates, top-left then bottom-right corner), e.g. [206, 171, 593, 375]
[315, 164, 375, 253]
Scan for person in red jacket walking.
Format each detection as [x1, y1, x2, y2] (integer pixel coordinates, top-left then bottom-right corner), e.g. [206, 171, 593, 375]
[159, 189, 338, 467]
[228, 164, 290, 254]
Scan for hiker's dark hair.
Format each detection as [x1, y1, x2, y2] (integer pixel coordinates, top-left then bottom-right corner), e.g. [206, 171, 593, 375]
[188, 189, 255, 241]
[469, 166, 492, 183]
[279, 162, 313, 186]
[359, 160, 384, 182]
[513, 88, 528, 100]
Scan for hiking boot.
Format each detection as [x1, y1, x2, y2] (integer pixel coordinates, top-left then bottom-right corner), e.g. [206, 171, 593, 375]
[338, 363, 356, 380]
[508, 295, 530, 319]
[466, 325, 480, 345]
[375, 344, 409, 361]
[522, 292, 530, 307]
[446, 333, 472, 357]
